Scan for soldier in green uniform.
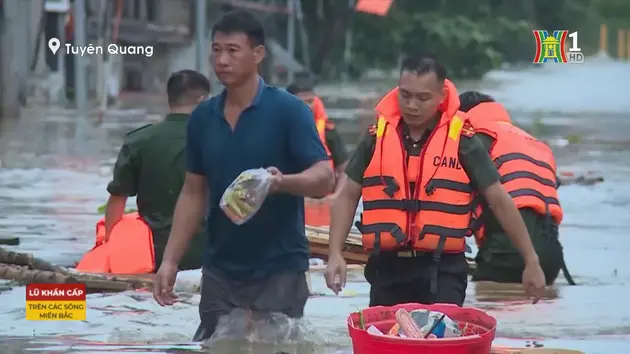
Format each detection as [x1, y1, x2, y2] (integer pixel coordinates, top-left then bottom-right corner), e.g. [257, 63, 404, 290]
[325, 55, 546, 306]
[104, 70, 210, 270]
[458, 91, 569, 285]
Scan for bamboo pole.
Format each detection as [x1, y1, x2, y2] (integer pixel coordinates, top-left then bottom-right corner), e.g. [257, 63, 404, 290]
[617, 29, 626, 60]
[599, 24, 608, 54]
[0, 264, 75, 284]
[0, 247, 66, 273]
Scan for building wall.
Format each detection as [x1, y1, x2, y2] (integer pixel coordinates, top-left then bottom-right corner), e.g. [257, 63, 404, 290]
[157, 0, 191, 27]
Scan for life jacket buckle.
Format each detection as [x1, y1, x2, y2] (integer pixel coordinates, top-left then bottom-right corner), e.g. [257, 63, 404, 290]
[425, 180, 436, 195]
[390, 224, 407, 244]
[403, 199, 421, 212]
[383, 182, 399, 198]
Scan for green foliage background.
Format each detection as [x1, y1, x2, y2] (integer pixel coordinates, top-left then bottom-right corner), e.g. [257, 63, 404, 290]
[292, 0, 630, 79]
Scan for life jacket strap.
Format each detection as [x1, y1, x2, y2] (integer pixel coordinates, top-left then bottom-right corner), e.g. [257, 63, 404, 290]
[355, 221, 407, 255]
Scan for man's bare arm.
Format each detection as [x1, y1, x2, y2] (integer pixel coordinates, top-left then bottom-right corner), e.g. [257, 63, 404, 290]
[332, 162, 349, 195]
[481, 181, 539, 265]
[280, 160, 335, 198]
[104, 195, 128, 240]
[329, 177, 362, 255]
[161, 173, 207, 266]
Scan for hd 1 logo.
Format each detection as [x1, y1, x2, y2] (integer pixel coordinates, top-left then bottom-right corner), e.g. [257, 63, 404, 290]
[533, 30, 584, 64]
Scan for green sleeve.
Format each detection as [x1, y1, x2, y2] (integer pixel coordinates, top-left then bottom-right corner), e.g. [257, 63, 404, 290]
[107, 141, 139, 196]
[324, 126, 349, 167]
[458, 133, 500, 191]
[344, 129, 377, 184]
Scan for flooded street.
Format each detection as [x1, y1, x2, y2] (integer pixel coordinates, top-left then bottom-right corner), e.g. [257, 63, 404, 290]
[1, 56, 630, 353]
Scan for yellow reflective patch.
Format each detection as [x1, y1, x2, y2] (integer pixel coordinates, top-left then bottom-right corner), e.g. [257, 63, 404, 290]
[376, 116, 386, 137]
[448, 115, 463, 140]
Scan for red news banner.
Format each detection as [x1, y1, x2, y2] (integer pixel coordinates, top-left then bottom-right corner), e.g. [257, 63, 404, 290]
[25, 284, 86, 321]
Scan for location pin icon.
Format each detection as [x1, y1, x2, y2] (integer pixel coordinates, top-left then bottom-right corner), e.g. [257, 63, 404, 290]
[48, 37, 60, 54]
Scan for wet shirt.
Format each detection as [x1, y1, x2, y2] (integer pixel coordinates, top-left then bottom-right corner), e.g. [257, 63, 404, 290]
[186, 78, 330, 280]
[345, 118, 501, 281]
[107, 114, 205, 269]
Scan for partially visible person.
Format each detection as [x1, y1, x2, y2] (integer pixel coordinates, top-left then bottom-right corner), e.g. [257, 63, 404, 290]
[324, 55, 546, 308]
[287, 78, 349, 189]
[151, 10, 334, 341]
[76, 70, 210, 274]
[287, 78, 350, 226]
[459, 91, 569, 285]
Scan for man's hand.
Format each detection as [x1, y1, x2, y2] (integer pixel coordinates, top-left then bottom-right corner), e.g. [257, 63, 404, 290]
[324, 253, 347, 294]
[153, 261, 179, 306]
[266, 166, 284, 194]
[522, 259, 546, 304]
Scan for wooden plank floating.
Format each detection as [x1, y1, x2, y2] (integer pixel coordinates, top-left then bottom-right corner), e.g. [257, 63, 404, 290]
[0, 237, 20, 246]
[0, 247, 64, 273]
[305, 226, 476, 273]
[0, 224, 475, 293]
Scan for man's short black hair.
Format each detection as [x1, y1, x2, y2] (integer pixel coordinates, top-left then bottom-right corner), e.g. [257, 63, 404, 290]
[166, 70, 210, 106]
[400, 54, 446, 82]
[459, 91, 495, 112]
[212, 10, 265, 47]
[286, 77, 315, 95]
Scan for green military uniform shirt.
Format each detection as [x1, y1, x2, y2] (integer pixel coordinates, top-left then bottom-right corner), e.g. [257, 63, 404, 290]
[107, 113, 205, 270]
[323, 120, 349, 168]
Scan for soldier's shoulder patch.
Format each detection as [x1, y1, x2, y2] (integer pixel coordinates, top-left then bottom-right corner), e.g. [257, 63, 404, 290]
[325, 120, 336, 130]
[367, 124, 377, 136]
[461, 121, 475, 137]
[126, 124, 153, 136]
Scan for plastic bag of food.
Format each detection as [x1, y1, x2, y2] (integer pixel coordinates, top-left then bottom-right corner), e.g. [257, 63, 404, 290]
[220, 168, 272, 225]
[388, 309, 461, 339]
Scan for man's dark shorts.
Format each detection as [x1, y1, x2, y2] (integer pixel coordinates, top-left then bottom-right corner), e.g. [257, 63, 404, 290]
[364, 252, 468, 307]
[193, 267, 310, 341]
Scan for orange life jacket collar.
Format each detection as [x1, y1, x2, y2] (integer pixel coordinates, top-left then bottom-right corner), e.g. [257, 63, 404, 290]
[467, 101, 512, 125]
[375, 79, 461, 126]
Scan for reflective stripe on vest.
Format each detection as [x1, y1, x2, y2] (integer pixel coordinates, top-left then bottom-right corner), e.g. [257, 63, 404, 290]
[358, 113, 474, 254]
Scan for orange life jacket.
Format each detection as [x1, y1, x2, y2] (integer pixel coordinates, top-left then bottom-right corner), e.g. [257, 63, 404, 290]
[357, 80, 475, 254]
[76, 212, 155, 274]
[468, 102, 563, 246]
[466, 101, 512, 125]
[312, 96, 333, 162]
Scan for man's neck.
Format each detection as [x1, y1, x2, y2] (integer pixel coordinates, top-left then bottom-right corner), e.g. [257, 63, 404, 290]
[225, 75, 259, 109]
[404, 113, 440, 141]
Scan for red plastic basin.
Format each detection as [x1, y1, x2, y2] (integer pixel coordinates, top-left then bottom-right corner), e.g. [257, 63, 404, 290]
[347, 303, 497, 354]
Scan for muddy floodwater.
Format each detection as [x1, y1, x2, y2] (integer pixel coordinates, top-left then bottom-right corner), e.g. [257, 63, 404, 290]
[1, 55, 630, 353]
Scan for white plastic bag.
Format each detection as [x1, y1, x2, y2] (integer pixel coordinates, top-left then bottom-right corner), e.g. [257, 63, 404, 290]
[220, 168, 272, 225]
